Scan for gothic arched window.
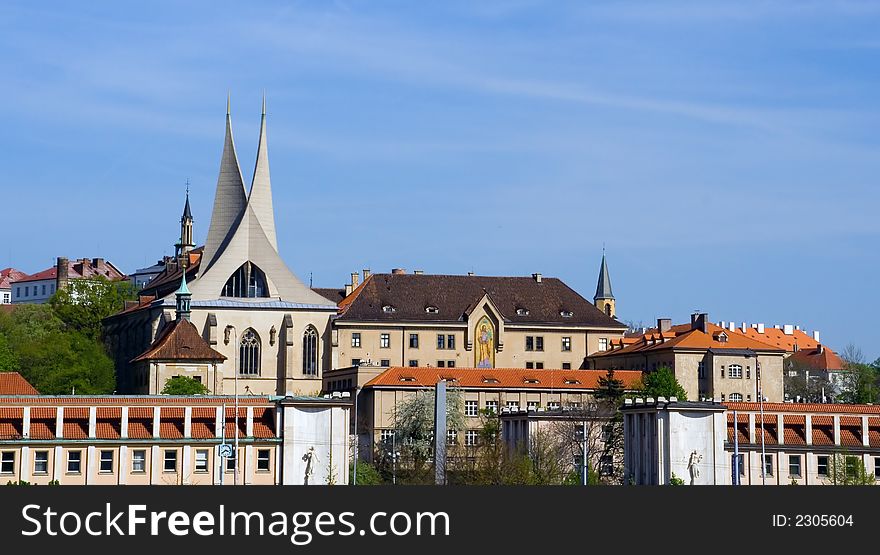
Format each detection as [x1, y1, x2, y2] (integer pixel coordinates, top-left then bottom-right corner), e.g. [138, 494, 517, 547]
[239, 328, 261, 376]
[222, 261, 269, 298]
[605, 303, 612, 316]
[302, 326, 319, 376]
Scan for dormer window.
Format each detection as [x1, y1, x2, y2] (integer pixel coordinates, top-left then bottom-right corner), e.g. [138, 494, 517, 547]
[440, 375, 457, 383]
[425, 306, 439, 314]
[398, 376, 416, 382]
[516, 308, 530, 316]
[560, 310, 574, 318]
[482, 376, 500, 384]
[382, 305, 396, 313]
[563, 378, 581, 385]
[715, 331, 729, 343]
[523, 377, 540, 384]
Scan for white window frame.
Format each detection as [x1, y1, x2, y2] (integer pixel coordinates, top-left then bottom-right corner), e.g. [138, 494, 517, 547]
[729, 393, 743, 402]
[380, 333, 390, 349]
[562, 336, 572, 352]
[33, 451, 49, 475]
[67, 450, 82, 474]
[256, 449, 271, 472]
[99, 450, 114, 473]
[131, 450, 146, 473]
[464, 400, 478, 417]
[0, 451, 14, 474]
[485, 400, 498, 414]
[351, 333, 361, 348]
[465, 430, 479, 446]
[194, 449, 209, 473]
[163, 449, 177, 473]
[728, 364, 743, 379]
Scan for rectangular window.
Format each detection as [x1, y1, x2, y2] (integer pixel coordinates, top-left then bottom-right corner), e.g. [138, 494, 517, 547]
[525, 336, 534, 351]
[99, 450, 114, 473]
[131, 450, 146, 473]
[763, 454, 773, 476]
[506, 400, 519, 411]
[485, 400, 498, 413]
[408, 360, 418, 367]
[380, 429, 395, 443]
[447, 335, 455, 350]
[409, 334, 419, 349]
[351, 358, 361, 367]
[526, 401, 539, 411]
[226, 452, 237, 472]
[535, 337, 544, 352]
[163, 450, 177, 472]
[446, 360, 455, 368]
[698, 361, 705, 379]
[729, 365, 743, 379]
[24, 286, 29, 297]
[526, 362, 534, 369]
[257, 449, 271, 472]
[380, 359, 390, 367]
[598, 338, 608, 351]
[194, 449, 209, 473]
[789, 454, 801, 478]
[535, 362, 544, 369]
[351, 333, 361, 348]
[600, 455, 614, 476]
[0, 452, 14, 474]
[548, 401, 560, 410]
[437, 360, 445, 368]
[562, 362, 572, 370]
[380, 334, 390, 349]
[465, 400, 479, 417]
[465, 430, 479, 446]
[437, 334, 446, 349]
[733, 454, 745, 476]
[446, 429, 457, 445]
[42, 284, 46, 295]
[33, 451, 49, 475]
[562, 337, 571, 352]
[67, 450, 82, 474]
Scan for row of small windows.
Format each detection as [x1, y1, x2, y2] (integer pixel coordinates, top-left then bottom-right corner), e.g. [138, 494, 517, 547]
[731, 453, 878, 480]
[0, 449, 272, 475]
[238, 327, 319, 377]
[14, 283, 55, 298]
[352, 333, 577, 353]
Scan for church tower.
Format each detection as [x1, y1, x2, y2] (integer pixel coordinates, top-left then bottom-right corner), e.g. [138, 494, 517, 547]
[593, 251, 616, 318]
[175, 185, 195, 258]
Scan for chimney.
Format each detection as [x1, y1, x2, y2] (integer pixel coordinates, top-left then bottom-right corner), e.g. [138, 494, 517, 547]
[741, 322, 747, 333]
[728, 322, 735, 332]
[391, 268, 406, 275]
[414, 270, 424, 275]
[783, 324, 794, 336]
[350, 272, 359, 289]
[92, 257, 105, 268]
[56, 257, 69, 291]
[467, 271, 475, 276]
[812, 330, 820, 342]
[817, 343, 824, 354]
[657, 318, 672, 333]
[532, 272, 542, 283]
[362, 269, 371, 282]
[345, 284, 353, 296]
[757, 323, 765, 334]
[691, 313, 709, 333]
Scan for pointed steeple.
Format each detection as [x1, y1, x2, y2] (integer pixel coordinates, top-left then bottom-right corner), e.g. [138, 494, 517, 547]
[182, 180, 192, 220]
[201, 95, 248, 272]
[176, 183, 195, 257]
[594, 251, 614, 301]
[247, 92, 278, 251]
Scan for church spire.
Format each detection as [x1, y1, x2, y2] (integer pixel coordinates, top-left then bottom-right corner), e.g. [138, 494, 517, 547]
[175, 182, 195, 257]
[593, 250, 616, 318]
[247, 92, 278, 251]
[201, 95, 248, 272]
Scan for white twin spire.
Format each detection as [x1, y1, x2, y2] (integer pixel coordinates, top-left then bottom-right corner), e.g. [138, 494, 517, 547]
[189, 94, 334, 306]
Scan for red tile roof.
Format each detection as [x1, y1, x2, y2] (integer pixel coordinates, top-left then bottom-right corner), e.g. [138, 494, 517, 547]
[0, 268, 27, 290]
[593, 322, 783, 357]
[131, 319, 226, 362]
[0, 396, 272, 406]
[14, 258, 125, 284]
[0, 373, 39, 395]
[724, 402, 880, 415]
[364, 367, 644, 390]
[62, 421, 87, 439]
[127, 420, 152, 439]
[789, 346, 845, 371]
[731, 326, 820, 353]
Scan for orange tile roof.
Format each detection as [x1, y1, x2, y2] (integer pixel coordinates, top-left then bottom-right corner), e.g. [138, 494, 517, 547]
[594, 322, 783, 357]
[131, 319, 226, 363]
[191, 421, 215, 439]
[789, 346, 845, 371]
[0, 396, 272, 406]
[364, 367, 643, 390]
[0, 373, 39, 395]
[840, 428, 863, 447]
[724, 402, 880, 415]
[29, 421, 55, 439]
[783, 427, 806, 445]
[96, 421, 121, 439]
[0, 268, 27, 289]
[731, 326, 819, 352]
[812, 427, 834, 445]
[159, 422, 184, 439]
[62, 421, 87, 439]
[65, 407, 89, 419]
[127, 420, 152, 439]
[0, 421, 22, 439]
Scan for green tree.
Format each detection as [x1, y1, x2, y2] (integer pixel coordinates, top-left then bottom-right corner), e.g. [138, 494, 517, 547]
[351, 461, 384, 485]
[49, 278, 137, 340]
[161, 376, 209, 395]
[837, 364, 877, 404]
[828, 452, 875, 485]
[595, 369, 626, 403]
[641, 366, 687, 401]
[390, 388, 465, 482]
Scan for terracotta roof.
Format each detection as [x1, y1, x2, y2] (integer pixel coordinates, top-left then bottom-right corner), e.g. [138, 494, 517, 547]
[62, 421, 87, 439]
[364, 367, 643, 390]
[812, 426, 834, 445]
[0, 373, 39, 395]
[131, 319, 226, 362]
[724, 402, 880, 415]
[160, 422, 184, 439]
[0, 396, 272, 406]
[731, 326, 820, 353]
[135, 250, 201, 301]
[783, 427, 806, 445]
[15, 258, 125, 284]
[191, 420, 215, 439]
[29, 421, 55, 439]
[789, 346, 845, 371]
[0, 268, 27, 289]
[127, 420, 152, 439]
[96, 421, 121, 439]
[336, 273, 626, 328]
[839, 428, 863, 447]
[593, 322, 783, 357]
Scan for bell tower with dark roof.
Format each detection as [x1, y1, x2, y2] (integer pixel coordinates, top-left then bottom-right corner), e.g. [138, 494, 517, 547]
[593, 250, 616, 318]
[175, 183, 195, 258]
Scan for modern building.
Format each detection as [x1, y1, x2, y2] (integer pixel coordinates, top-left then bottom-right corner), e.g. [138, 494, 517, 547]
[324, 266, 627, 373]
[0, 268, 27, 305]
[11, 257, 125, 304]
[586, 313, 788, 403]
[621, 397, 880, 485]
[0, 375, 351, 486]
[104, 98, 338, 397]
[323, 364, 642, 461]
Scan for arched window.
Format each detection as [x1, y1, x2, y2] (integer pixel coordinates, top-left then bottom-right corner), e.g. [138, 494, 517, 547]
[239, 328, 261, 375]
[222, 261, 269, 298]
[302, 326, 319, 376]
[605, 303, 612, 316]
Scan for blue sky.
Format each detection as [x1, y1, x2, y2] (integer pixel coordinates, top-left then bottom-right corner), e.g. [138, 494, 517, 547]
[1, 1, 878, 359]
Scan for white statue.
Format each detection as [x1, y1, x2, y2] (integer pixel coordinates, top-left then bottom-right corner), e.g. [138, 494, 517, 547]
[302, 446, 319, 484]
[688, 450, 703, 484]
